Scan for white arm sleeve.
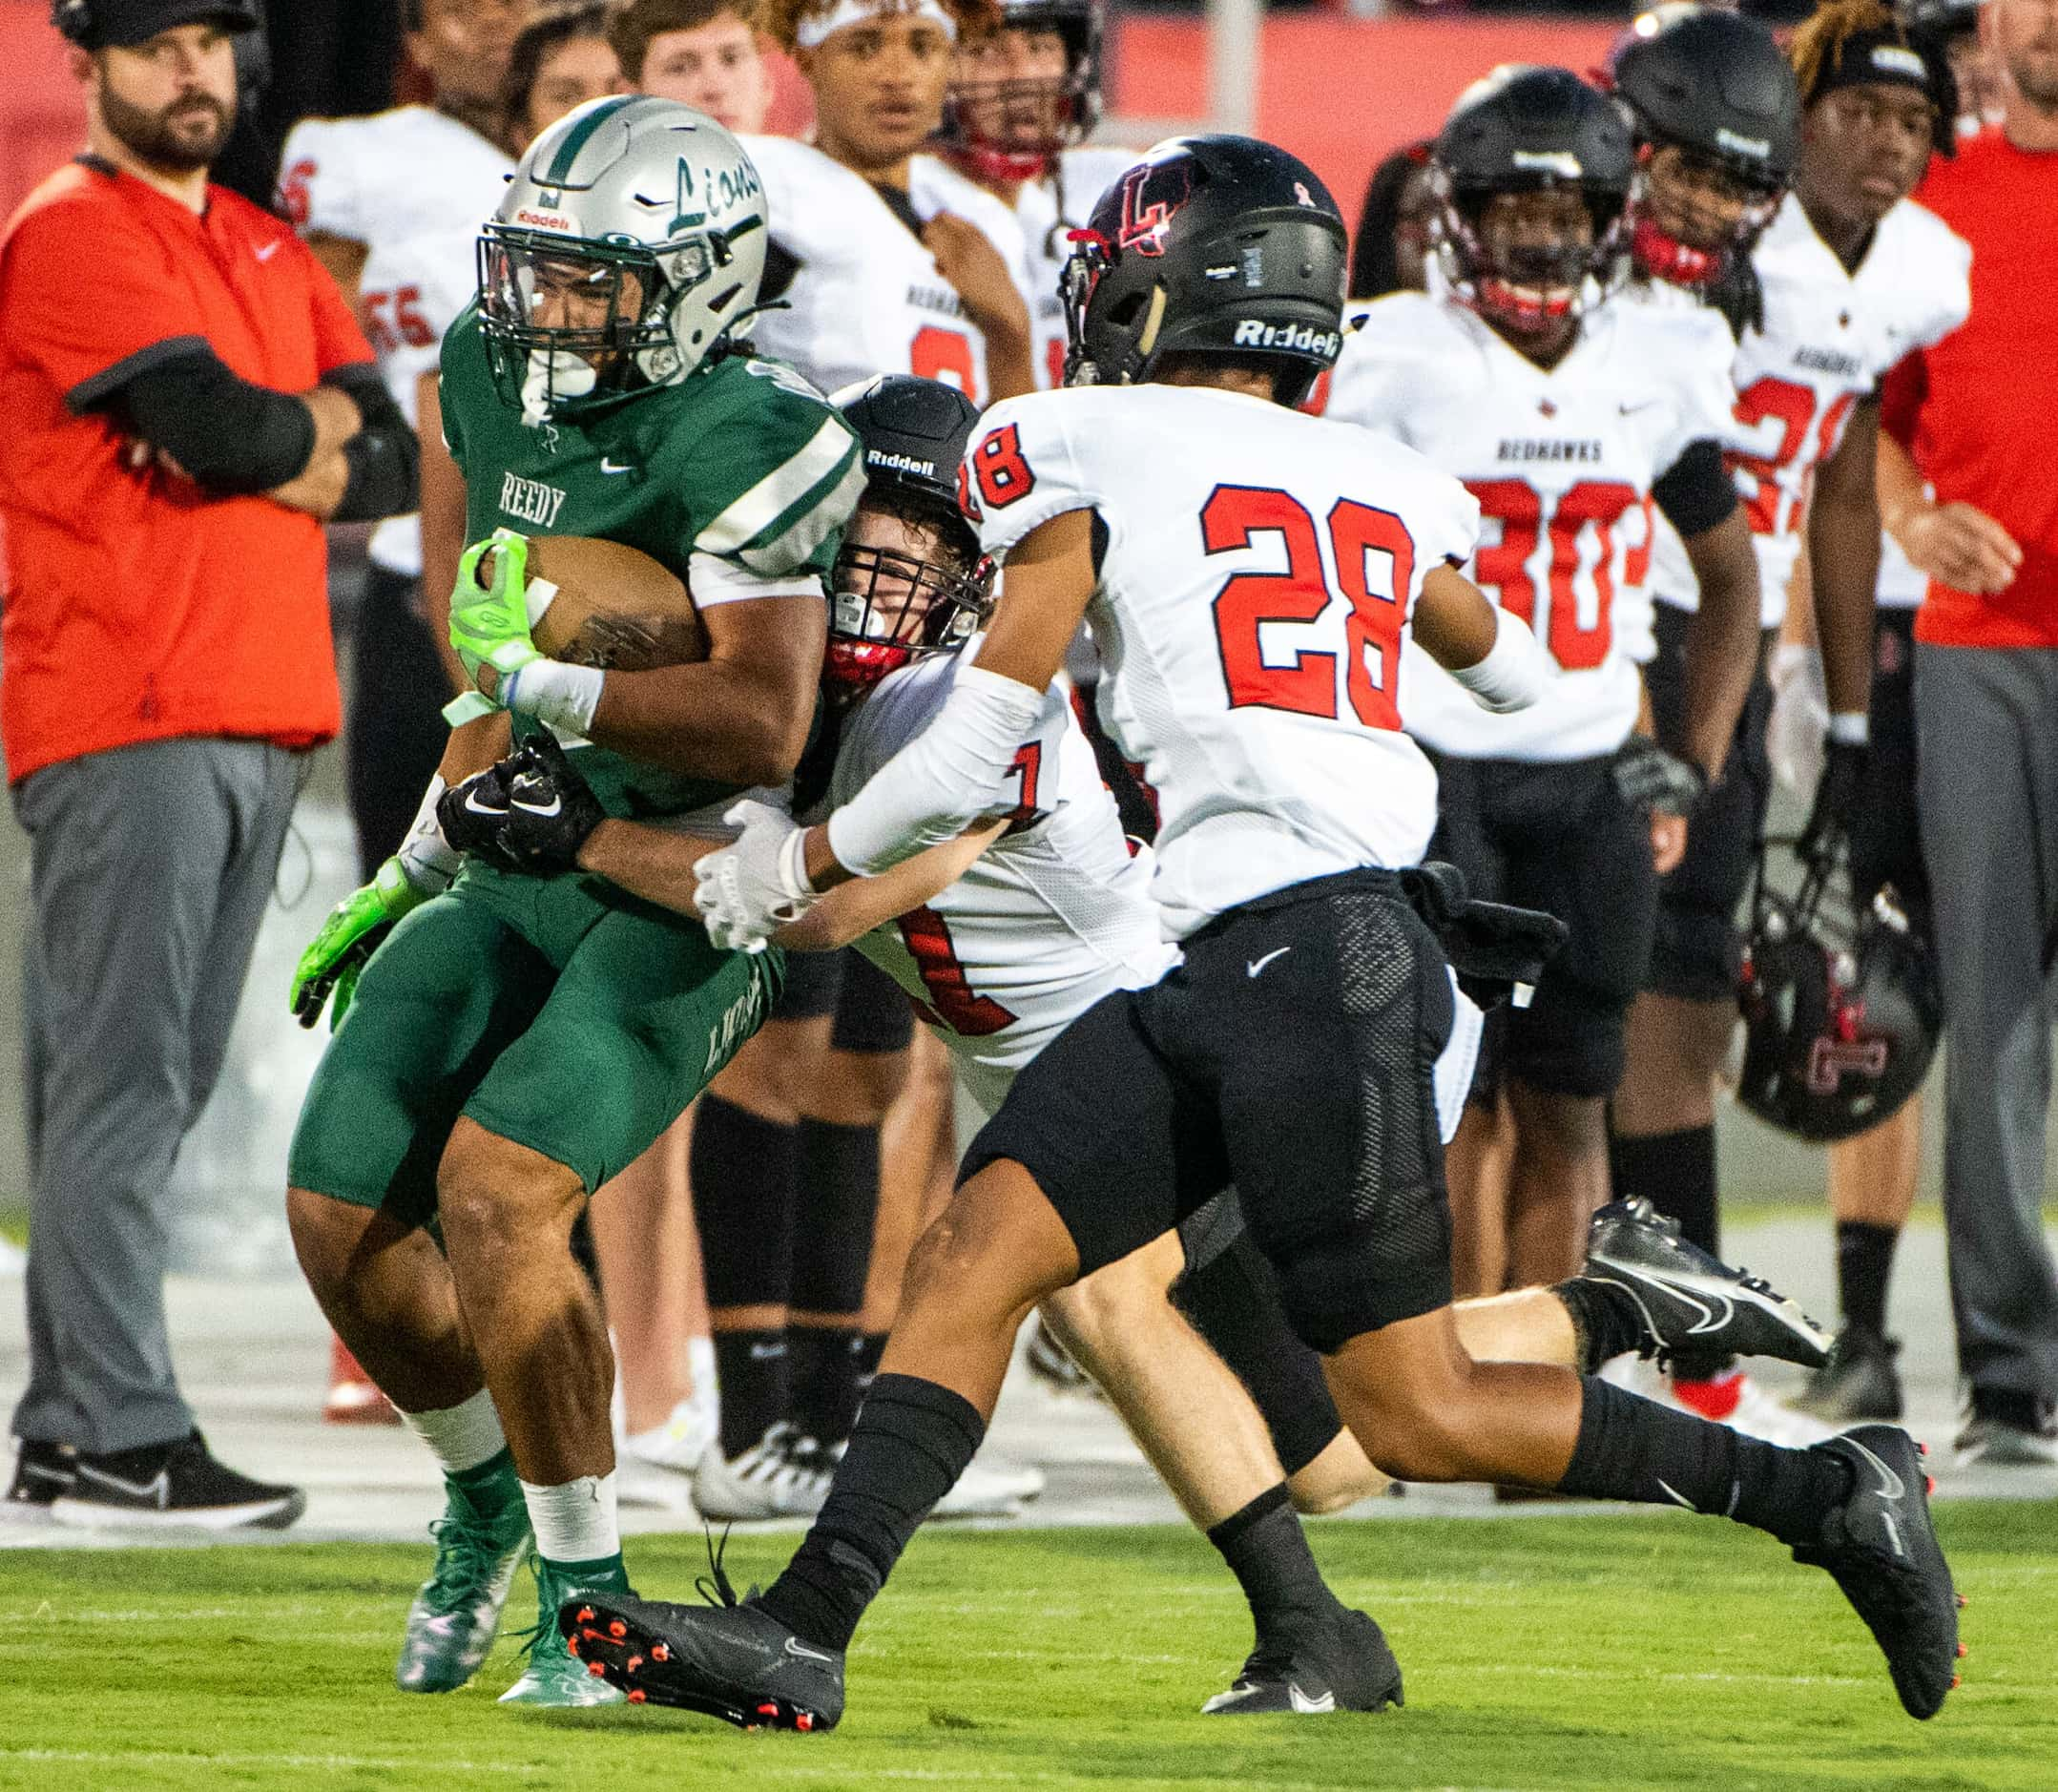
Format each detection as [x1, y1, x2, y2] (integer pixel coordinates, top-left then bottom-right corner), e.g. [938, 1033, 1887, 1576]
[1449, 607, 1554, 714]
[824, 665, 1047, 875]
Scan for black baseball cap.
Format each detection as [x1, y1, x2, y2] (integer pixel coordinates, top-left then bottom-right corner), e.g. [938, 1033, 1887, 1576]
[52, 0, 258, 50]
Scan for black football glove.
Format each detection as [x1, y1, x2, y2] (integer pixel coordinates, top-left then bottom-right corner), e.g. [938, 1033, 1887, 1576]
[436, 756, 526, 872]
[1612, 736, 1708, 819]
[491, 733, 607, 875]
[1798, 738, 1867, 867]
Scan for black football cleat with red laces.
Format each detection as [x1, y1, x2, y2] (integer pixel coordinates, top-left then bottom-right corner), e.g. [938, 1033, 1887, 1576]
[559, 1588, 844, 1731]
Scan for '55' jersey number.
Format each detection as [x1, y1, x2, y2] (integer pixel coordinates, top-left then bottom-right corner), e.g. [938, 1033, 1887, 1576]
[1203, 485, 1414, 732]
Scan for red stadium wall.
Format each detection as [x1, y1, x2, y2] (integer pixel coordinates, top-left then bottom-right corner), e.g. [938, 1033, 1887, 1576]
[0, 4, 1621, 253]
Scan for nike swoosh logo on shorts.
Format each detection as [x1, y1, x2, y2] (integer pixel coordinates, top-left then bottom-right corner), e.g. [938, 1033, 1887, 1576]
[1247, 947, 1291, 979]
[600, 458, 634, 474]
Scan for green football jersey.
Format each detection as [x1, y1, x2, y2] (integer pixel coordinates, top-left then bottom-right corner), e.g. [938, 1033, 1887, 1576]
[438, 302, 863, 820]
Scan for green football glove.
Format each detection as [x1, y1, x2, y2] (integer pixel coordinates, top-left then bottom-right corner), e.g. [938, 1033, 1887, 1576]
[448, 529, 544, 692]
[290, 858, 429, 1031]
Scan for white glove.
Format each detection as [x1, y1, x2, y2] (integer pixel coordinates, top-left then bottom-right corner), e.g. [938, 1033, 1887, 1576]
[693, 800, 819, 953]
[1765, 643, 1829, 797]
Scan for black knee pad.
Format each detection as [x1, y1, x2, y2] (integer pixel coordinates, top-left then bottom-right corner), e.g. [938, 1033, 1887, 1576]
[790, 1117, 879, 1316]
[1262, 1225, 1452, 1357]
[1172, 1220, 1343, 1478]
[1504, 977, 1629, 1099]
[690, 1094, 799, 1309]
[1647, 898, 1742, 1004]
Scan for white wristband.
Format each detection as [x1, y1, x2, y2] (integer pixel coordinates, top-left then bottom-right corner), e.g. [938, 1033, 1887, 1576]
[397, 774, 461, 895]
[826, 665, 1046, 875]
[502, 659, 605, 739]
[1827, 711, 1870, 746]
[1451, 607, 1553, 714]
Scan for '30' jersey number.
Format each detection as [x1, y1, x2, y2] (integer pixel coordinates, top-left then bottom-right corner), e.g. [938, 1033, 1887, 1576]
[1203, 485, 1414, 732]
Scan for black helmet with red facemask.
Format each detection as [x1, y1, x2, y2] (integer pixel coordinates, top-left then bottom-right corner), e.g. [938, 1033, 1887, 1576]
[823, 376, 994, 699]
[1609, 4, 1800, 289]
[1431, 65, 1632, 341]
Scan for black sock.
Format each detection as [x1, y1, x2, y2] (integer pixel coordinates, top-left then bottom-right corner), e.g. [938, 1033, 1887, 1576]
[711, 1329, 789, 1460]
[789, 1324, 868, 1448]
[1610, 1124, 1726, 1379]
[1836, 1220, 1899, 1339]
[1206, 1484, 1341, 1640]
[759, 1373, 987, 1652]
[1558, 1376, 1850, 1546]
[1552, 1276, 1651, 1372]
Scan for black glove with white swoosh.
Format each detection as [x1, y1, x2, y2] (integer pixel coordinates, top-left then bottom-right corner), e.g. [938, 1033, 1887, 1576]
[437, 734, 605, 876]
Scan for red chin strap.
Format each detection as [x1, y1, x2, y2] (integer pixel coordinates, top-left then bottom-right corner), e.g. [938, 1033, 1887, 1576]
[1631, 214, 1720, 287]
[823, 639, 916, 696]
[1474, 276, 1577, 334]
[957, 139, 1058, 183]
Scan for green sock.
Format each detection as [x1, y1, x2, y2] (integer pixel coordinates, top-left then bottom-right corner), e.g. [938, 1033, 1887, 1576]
[543, 1552, 629, 1593]
[448, 1447, 522, 1514]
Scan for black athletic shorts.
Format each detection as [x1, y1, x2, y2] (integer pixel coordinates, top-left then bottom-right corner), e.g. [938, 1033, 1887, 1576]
[1646, 605, 1776, 1002]
[1429, 751, 1655, 1100]
[962, 868, 1455, 1352]
[1847, 609, 1927, 930]
[771, 948, 915, 1053]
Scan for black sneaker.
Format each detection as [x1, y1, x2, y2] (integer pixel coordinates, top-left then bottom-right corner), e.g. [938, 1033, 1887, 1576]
[1200, 1608, 1404, 1717]
[1583, 1198, 1832, 1369]
[1793, 1425, 1959, 1720]
[49, 1429, 305, 1531]
[1792, 1327, 1904, 1423]
[560, 1548, 843, 1732]
[3, 1439, 77, 1519]
[1954, 1389, 2058, 1468]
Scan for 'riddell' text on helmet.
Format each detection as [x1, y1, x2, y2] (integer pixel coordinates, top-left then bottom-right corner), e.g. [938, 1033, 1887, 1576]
[478, 95, 770, 421]
[1062, 135, 1347, 407]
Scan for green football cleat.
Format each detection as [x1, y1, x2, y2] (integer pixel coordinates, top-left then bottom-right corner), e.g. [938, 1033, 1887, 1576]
[395, 1480, 532, 1694]
[500, 1558, 630, 1708]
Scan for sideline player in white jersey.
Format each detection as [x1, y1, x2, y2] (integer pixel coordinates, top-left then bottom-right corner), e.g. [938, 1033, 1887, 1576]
[926, 0, 1134, 389]
[1609, 0, 1970, 1433]
[1328, 66, 1763, 1303]
[743, 0, 1034, 404]
[280, 0, 521, 875]
[281, 0, 525, 1425]
[454, 370, 1833, 1714]
[559, 136, 1958, 1736]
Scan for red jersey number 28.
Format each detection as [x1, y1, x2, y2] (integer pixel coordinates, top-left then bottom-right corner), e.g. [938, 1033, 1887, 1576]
[1205, 485, 1413, 731]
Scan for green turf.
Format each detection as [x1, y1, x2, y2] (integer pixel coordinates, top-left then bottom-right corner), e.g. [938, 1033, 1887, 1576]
[2, 1505, 2052, 1791]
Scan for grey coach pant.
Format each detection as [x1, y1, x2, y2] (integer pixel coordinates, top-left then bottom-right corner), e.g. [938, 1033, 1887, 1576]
[1916, 642, 2058, 1403]
[11, 737, 300, 1454]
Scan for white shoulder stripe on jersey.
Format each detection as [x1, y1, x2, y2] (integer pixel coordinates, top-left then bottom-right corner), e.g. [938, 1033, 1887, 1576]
[689, 552, 823, 608]
[739, 454, 869, 577]
[696, 417, 859, 557]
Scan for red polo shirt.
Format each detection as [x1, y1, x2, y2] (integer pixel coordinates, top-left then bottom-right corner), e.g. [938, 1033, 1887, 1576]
[1881, 129, 2058, 649]
[0, 157, 372, 783]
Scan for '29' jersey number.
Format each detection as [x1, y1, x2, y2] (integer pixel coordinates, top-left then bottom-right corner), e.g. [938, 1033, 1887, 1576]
[1203, 485, 1414, 731]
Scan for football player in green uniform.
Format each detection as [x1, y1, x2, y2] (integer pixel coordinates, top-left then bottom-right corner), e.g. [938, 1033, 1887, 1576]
[283, 95, 863, 1707]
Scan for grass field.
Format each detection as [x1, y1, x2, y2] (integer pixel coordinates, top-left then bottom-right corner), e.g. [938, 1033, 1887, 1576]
[1, 1504, 2053, 1791]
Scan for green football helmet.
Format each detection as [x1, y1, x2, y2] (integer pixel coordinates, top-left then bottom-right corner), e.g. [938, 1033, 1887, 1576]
[479, 95, 770, 419]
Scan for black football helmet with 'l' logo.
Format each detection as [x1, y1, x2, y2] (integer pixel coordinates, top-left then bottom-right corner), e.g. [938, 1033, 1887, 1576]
[1736, 852, 1941, 1143]
[1061, 135, 1349, 406]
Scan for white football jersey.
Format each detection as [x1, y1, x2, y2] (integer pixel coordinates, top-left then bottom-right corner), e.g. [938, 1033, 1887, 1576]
[742, 137, 1031, 406]
[1008, 146, 1137, 390]
[1645, 193, 1971, 625]
[962, 385, 1479, 938]
[280, 106, 510, 575]
[1329, 290, 1735, 762]
[829, 650, 1175, 1115]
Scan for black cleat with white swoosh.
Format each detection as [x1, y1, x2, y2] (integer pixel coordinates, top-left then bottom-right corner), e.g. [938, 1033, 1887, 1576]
[1794, 1425, 1960, 1719]
[48, 1429, 303, 1531]
[1201, 1607, 1403, 1717]
[1582, 1198, 1832, 1369]
[560, 1586, 845, 1731]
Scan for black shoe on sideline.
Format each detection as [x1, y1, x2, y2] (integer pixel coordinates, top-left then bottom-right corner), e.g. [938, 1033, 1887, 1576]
[1793, 1425, 1959, 1719]
[1792, 1327, 1904, 1423]
[3, 1439, 77, 1520]
[1583, 1198, 1832, 1369]
[49, 1430, 305, 1532]
[1200, 1607, 1404, 1717]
